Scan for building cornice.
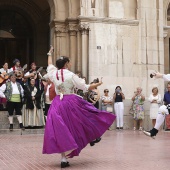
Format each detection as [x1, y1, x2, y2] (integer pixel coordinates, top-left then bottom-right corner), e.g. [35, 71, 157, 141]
[78, 16, 139, 26]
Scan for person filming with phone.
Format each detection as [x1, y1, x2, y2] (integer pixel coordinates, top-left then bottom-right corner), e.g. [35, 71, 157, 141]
[113, 86, 125, 130]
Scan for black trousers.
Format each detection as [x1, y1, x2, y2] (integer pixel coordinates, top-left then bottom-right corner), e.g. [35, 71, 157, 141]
[7, 102, 22, 116]
[44, 103, 51, 116]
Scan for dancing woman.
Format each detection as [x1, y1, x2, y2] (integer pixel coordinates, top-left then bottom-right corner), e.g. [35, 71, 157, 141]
[43, 46, 116, 168]
[143, 72, 170, 138]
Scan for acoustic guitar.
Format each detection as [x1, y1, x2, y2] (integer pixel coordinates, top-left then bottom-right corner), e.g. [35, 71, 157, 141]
[29, 67, 43, 79]
[0, 71, 10, 84]
[0, 64, 27, 83]
[15, 64, 28, 79]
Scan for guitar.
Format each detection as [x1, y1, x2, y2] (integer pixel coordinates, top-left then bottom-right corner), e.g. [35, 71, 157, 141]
[15, 64, 28, 79]
[29, 67, 43, 79]
[0, 71, 10, 84]
[0, 64, 27, 84]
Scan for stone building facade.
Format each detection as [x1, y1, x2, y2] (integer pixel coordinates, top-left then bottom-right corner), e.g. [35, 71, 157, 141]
[1, 0, 170, 129]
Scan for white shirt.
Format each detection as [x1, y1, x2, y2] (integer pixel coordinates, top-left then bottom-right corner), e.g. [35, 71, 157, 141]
[46, 64, 90, 94]
[24, 71, 42, 77]
[148, 94, 162, 104]
[0, 68, 12, 74]
[163, 74, 170, 81]
[101, 95, 113, 102]
[0, 81, 24, 98]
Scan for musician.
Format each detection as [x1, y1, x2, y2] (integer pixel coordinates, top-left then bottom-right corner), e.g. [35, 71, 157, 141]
[24, 62, 42, 87]
[0, 74, 24, 131]
[11, 59, 23, 85]
[0, 63, 12, 108]
[0, 63, 12, 84]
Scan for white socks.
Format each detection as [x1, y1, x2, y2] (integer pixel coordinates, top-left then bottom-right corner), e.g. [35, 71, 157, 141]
[61, 153, 67, 162]
[8, 116, 13, 124]
[16, 115, 22, 124]
[154, 113, 165, 130]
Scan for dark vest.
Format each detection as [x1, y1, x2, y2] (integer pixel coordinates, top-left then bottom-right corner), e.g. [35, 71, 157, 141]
[4, 81, 22, 101]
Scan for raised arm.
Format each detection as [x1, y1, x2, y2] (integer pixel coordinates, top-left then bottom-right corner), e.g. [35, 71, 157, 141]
[47, 45, 54, 66]
[72, 75, 103, 92]
[151, 71, 170, 81]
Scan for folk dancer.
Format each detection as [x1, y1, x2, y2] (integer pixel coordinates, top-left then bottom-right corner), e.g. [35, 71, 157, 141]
[143, 72, 170, 138]
[0, 74, 24, 131]
[43, 46, 116, 168]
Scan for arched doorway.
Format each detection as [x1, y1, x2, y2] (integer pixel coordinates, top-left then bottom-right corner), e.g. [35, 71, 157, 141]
[0, 0, 50, 68]
[0, 10, 33, 67]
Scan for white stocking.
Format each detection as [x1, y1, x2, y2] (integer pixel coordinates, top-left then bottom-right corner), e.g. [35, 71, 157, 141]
[8, 116, 13, 124]
[61, 153, 67, 162]
[16, 115, 22, 124]
[154, 113, 165, 130]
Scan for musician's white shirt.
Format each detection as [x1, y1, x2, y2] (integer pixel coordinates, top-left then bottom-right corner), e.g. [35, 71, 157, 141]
[0, 81, 24, 98]
[24, 71, 41, 77]
[0, 68, 12, 74]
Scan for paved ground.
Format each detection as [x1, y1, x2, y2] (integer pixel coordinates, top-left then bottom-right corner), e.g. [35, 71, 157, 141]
[0, 130, 170, 170]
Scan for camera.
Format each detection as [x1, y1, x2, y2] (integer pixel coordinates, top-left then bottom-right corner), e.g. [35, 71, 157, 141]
[150, 74, 154, 78]
[116, 89, 120, 93]
[93, 78, 99, 83]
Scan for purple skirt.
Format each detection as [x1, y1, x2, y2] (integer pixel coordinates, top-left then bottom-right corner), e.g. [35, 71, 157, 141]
[43, 94, 116, 158]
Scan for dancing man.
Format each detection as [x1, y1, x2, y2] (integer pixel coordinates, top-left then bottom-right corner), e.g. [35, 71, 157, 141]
[43, 46, 116, 168]
[143, 72, 170, 138]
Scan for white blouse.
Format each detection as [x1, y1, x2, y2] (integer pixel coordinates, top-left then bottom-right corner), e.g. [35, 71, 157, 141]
[163, 74, 170, 81]
[0, 68, 12, 74]
[46, 64, 90, 95]
[101, 96, 113, 102]
[148, 94, 162, 104]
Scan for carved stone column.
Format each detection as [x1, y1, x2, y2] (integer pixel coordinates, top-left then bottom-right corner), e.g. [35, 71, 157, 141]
[55, 24, 67, 57]
[80, 23, 90, 79]
[68, 24, 78, 73]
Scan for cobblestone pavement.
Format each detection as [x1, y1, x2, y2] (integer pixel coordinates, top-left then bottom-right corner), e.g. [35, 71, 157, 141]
[0, 130, 170, 170]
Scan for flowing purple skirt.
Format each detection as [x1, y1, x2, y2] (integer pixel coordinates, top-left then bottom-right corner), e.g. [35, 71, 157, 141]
[43, 94, 116, 158]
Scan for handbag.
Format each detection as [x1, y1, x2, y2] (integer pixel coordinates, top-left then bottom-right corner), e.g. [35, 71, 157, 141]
[106, 106, 113, 113]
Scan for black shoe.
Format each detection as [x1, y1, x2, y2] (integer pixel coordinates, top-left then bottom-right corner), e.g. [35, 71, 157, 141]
[9, 124, 13, 131]
[120, 127, 123, 130]
[90, 138, 101, 146]
[61, 162, 70, 168]
[116, 127, 119, 130]
[90, 141, 95, 146]
[20, 123, 25, 130]
[150, 128, 158, 137]
[94, 138, 101, 143]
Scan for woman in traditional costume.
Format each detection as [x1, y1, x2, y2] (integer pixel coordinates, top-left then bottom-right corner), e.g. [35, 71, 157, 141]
[43, 46, 116, 168]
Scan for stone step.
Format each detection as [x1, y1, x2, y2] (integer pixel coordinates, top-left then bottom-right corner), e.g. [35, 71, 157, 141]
[0, 129, 44, 135]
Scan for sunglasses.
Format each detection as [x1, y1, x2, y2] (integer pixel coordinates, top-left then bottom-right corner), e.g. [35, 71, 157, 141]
[104, 91, 109, 93]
